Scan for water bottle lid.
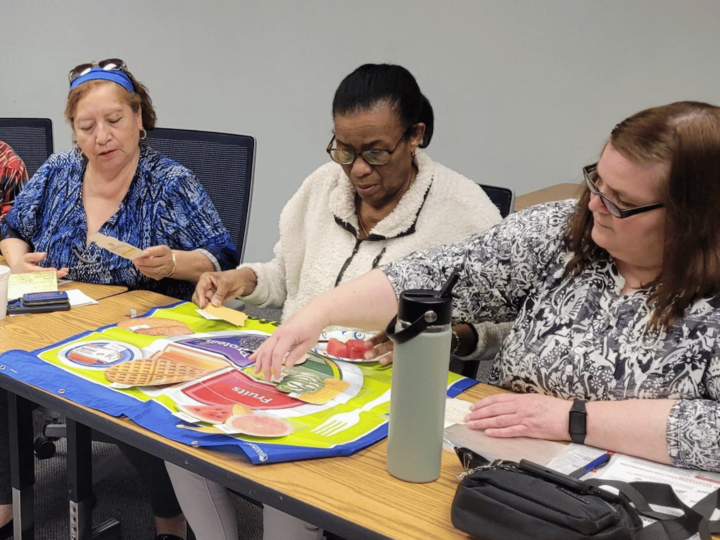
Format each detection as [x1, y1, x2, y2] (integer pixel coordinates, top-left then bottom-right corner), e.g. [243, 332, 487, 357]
[386, 271, 459, 344]
[398, 289, 452, 326]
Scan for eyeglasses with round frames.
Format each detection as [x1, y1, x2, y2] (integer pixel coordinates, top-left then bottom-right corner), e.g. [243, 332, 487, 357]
[583, 163, 664, 219]
[68, 58, 128, 85]
[326, 129, 410, 166]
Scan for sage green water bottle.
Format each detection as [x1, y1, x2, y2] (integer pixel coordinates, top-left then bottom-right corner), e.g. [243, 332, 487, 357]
[386, 273, 458, 482]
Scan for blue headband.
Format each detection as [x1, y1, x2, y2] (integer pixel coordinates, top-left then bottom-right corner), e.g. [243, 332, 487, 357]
[69, 67, 135, 94]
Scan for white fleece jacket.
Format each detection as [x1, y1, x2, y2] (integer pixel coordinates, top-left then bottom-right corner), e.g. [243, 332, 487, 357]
[240, 151, 502, 322]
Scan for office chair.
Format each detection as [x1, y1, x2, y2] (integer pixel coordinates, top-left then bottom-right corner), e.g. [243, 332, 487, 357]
[146, 127, 256, 262]
[478, 183, 515, 218]
[0, 118, 54, 177]
[449, 183, 516, 380]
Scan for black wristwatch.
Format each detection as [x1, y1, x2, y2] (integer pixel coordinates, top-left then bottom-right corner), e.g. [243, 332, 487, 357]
[568, 399, 587, 444]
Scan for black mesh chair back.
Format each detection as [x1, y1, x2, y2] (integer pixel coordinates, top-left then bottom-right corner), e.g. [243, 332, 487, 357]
[146, 128, 256, 261]
[478, 183, 515, 218]
[0, 118, 53, 177]
[449, 183, 515, 380]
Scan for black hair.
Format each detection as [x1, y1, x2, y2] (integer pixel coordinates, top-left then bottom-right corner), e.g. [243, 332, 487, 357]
[332, 63, 434, 148]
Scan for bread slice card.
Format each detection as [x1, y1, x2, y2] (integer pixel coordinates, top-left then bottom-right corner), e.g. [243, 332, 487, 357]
[198, 305, 248, 326]
[89, 232, 144, 261]
[117, 317, 194, 336]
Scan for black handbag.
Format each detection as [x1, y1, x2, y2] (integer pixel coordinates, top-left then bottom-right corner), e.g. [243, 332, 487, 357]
[451, 449, 720, 540]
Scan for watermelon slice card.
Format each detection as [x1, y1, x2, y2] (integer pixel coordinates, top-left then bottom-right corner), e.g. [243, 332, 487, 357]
[219, 414, 294, 437]
[175, 403, 251, 424]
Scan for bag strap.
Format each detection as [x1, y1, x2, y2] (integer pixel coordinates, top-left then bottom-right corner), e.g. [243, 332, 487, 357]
[586, 478, 717, 540]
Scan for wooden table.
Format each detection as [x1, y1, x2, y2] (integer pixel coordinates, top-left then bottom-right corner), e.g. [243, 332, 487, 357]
[515, 182, 582, 211]
[0, 254, 127, 304]
[0, 289, 167, 539]
[0, 288, 503, 539]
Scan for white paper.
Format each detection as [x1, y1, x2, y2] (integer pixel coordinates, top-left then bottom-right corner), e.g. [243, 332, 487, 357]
[444, 397, 473, 427]
[547, 444, 720, 532]
[65, 289, 99, 307]
[444, 423, 568, 465]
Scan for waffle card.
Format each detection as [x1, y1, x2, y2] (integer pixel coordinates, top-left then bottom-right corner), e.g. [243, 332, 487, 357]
[105, 343, 231, 387]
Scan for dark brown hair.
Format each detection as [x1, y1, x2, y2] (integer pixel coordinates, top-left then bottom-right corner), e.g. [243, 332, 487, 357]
[565, 101, 720, 330]
[64, 69, 156, 133]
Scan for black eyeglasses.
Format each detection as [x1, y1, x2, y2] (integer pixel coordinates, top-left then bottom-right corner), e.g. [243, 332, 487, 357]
[326, 129, 410, 166]
[68, 58, 127, 85]
[583, 163, 664, 219]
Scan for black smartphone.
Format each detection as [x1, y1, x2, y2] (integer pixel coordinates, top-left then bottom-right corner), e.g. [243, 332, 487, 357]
[22, 291, 69, 305]
[7, 299, 71, 315]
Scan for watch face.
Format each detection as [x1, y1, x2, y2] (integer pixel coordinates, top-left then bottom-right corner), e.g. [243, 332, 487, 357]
[569, 401, 587, 443]
[569, 413, 586, 434]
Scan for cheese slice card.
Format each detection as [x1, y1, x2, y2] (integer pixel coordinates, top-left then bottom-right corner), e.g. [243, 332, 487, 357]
[89, 232, 145, 261]
[202, 305, 248, 327]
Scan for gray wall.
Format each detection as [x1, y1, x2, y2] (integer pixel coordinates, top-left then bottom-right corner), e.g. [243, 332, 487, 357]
[2, 1, 719, 262]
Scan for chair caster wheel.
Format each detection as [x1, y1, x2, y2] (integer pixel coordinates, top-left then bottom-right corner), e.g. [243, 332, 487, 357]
[42, 420, 61, 441]
[34, 436, 57, 459]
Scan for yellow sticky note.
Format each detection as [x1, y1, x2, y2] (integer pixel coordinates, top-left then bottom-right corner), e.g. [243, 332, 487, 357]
[204, 305, 248, 326]
[8, 271, 58, 301]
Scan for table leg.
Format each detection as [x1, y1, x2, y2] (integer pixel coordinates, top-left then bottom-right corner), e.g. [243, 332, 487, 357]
[8, 393, 35, 540]
[67, 419, 121, 540]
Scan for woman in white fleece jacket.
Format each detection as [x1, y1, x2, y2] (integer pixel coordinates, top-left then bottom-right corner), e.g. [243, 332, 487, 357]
[175, 64, 504, 540]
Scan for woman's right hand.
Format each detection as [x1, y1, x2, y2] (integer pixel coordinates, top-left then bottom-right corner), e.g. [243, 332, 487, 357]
[192, 268, 257, 309]
[15, 252, 69, 279]
[250, 304, 329, 382]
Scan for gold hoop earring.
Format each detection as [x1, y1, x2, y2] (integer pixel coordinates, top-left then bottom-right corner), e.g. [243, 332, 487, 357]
[139, 129, 147, 140]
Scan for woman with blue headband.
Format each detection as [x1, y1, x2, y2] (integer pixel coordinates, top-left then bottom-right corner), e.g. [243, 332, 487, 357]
[0, 59, 239, 300]
[0, 59, 244, 540]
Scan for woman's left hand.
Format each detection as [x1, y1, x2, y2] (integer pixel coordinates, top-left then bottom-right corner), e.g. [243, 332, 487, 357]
[464, 393, 573, 441]
[134, 245, 175, 281]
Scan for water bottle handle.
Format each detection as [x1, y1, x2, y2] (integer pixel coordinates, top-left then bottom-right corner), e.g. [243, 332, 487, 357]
[385, 313, 430, 345]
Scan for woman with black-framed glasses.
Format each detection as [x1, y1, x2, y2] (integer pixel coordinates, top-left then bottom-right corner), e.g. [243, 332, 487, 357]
[192, 63, 503, 360]
[251, 101, 720, 479]
[178, 63, 505, 540]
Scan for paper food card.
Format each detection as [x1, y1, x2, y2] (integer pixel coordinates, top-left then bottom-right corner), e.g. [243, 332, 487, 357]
[89, 232, 144, 260]
[241, 355, 350, 404]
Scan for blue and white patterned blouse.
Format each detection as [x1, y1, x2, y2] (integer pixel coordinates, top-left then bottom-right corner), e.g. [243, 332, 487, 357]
[0, 145, 239, 300]
[383, 200, 720, 472]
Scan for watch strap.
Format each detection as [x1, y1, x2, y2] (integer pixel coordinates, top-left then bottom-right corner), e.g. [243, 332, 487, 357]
[568, 399, 587, 444]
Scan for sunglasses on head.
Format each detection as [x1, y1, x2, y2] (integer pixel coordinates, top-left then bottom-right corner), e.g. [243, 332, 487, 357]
[68, 58, 127, 85]
[583, 163, 664, 219]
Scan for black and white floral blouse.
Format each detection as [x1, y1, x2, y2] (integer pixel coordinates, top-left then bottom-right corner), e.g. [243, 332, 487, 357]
[383, 200, 720, 472]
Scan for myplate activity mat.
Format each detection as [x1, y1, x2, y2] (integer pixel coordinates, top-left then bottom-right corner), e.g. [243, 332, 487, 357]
[0, 302, 477, 464]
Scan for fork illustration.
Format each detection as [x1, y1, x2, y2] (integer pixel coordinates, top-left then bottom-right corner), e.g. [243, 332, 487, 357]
[311, 389, 392, 437]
